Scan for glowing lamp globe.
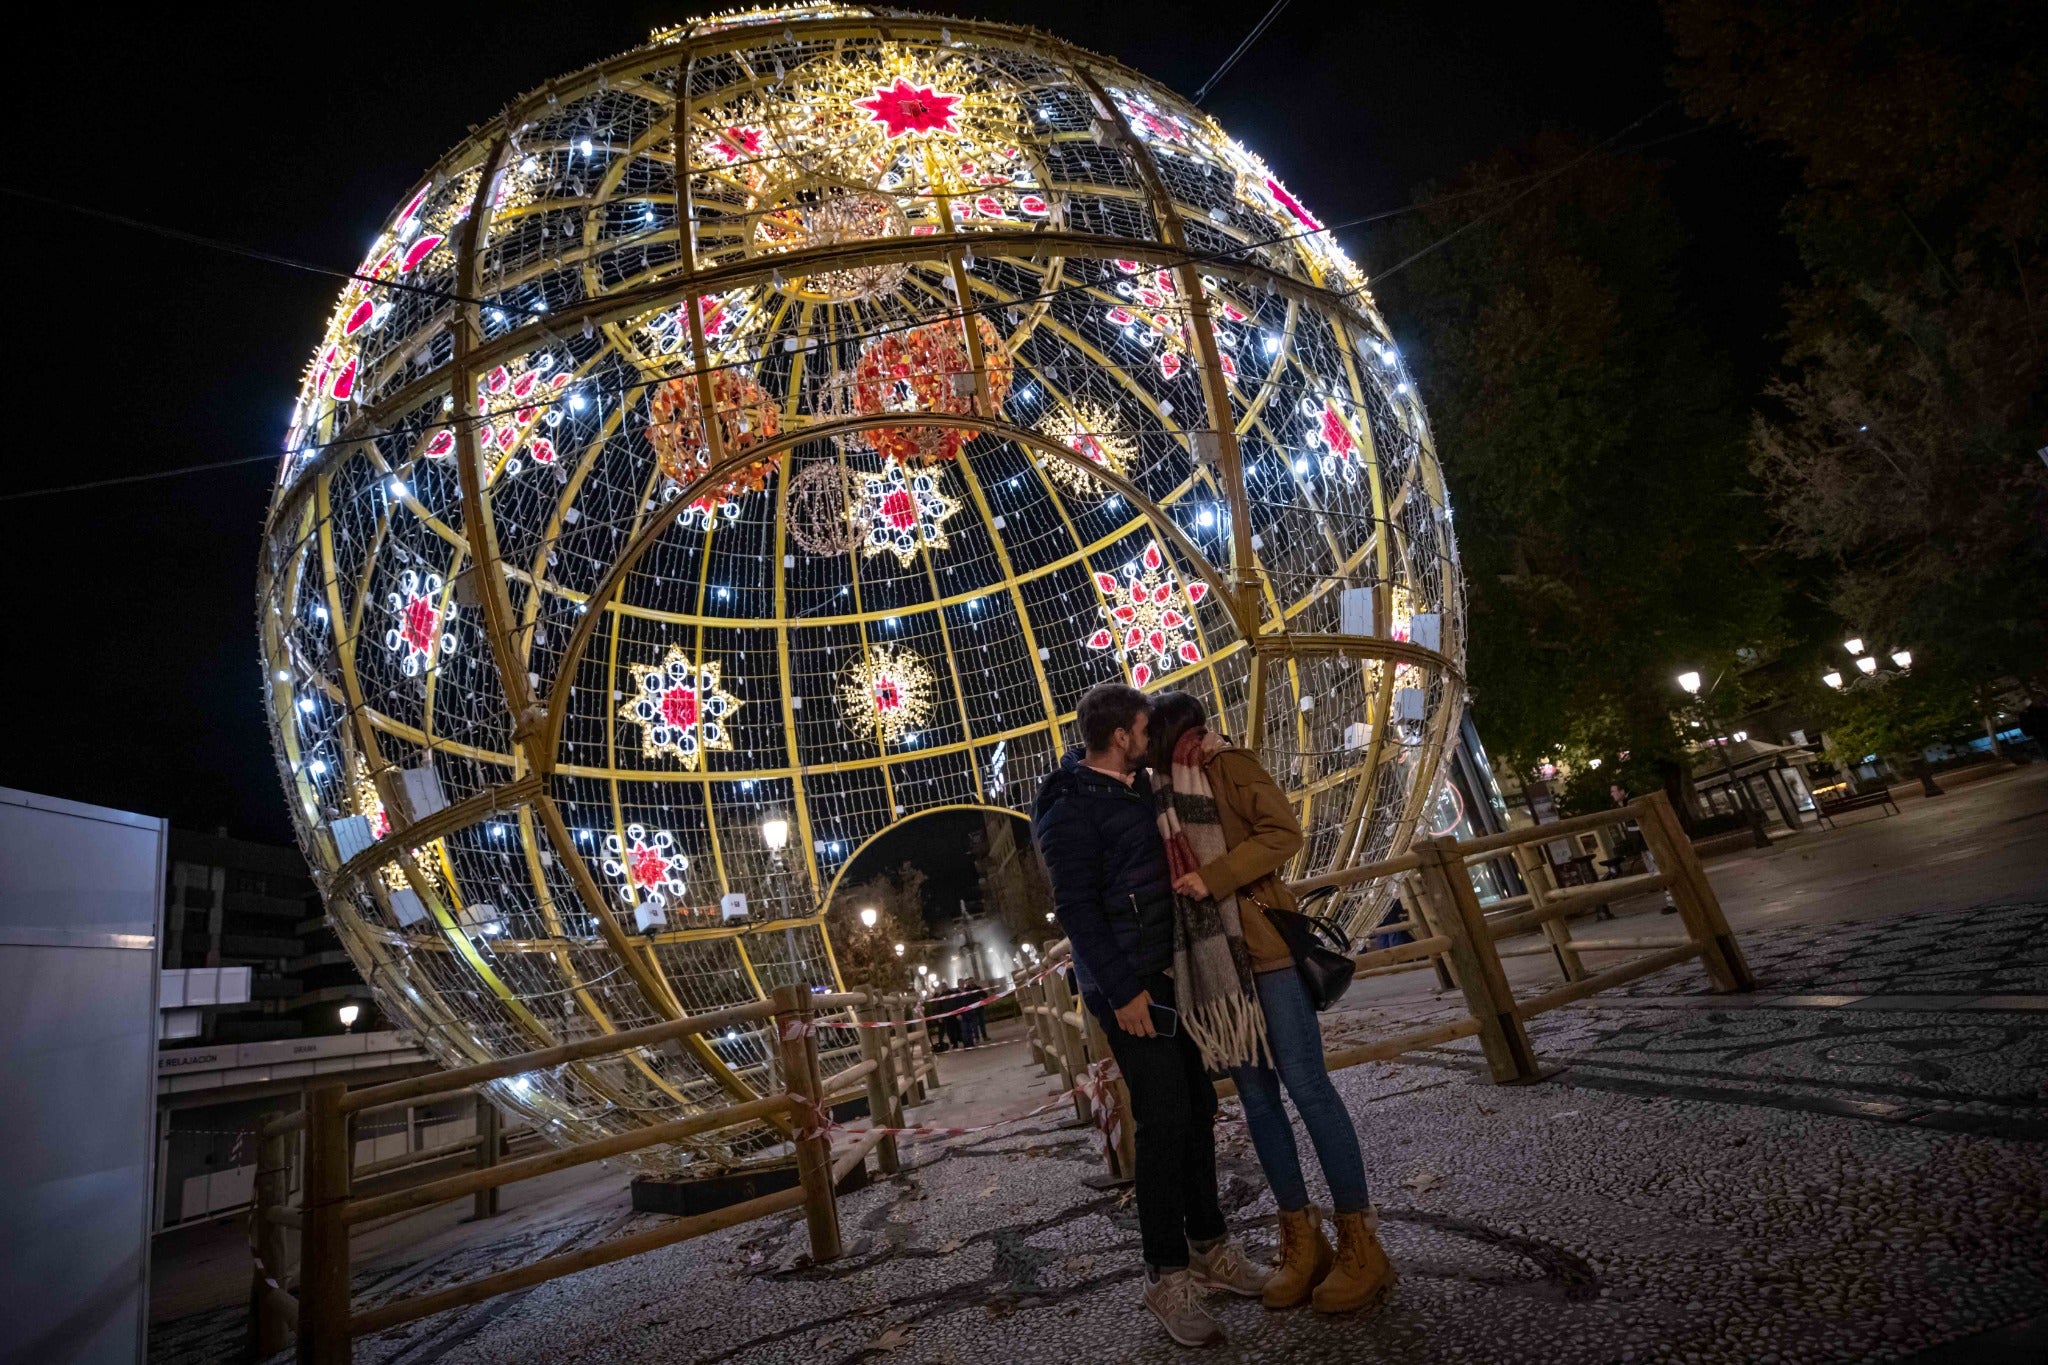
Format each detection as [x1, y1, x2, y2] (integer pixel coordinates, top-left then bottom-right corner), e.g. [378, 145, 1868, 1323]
[258, 5, 1463, 1162]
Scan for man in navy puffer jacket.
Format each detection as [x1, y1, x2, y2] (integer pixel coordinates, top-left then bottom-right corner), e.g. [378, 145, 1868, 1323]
[1033, 684, 1265, 1346]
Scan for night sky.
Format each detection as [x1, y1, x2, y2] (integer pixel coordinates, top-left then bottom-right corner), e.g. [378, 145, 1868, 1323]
[0, 2, 1793, 844]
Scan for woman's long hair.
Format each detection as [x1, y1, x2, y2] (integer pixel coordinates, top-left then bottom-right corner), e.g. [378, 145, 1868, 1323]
[1147, 690, 1208, 774]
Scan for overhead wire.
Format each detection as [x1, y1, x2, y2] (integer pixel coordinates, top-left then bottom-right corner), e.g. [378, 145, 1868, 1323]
[0, 104, 1690, 504]
[1193, 0, 1295, 105]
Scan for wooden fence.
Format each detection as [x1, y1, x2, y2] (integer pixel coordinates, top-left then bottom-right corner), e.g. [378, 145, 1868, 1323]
[254, 792, 1746, 1362]
[252, 982, 939, 1364]
[1021, 790, 1754, 1102]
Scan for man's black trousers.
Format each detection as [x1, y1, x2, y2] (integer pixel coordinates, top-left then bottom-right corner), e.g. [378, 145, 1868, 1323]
[1097, 973, 1227, 1270]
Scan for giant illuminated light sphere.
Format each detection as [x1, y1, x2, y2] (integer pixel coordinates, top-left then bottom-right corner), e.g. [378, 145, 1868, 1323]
[258, 5, 1464, 1161]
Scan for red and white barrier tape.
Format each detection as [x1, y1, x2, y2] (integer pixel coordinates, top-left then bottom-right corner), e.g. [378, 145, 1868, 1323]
[786, 1057, 1126, 1154]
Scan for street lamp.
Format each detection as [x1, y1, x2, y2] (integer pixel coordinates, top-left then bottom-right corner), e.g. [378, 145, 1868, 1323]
[1823, 671, 1844, 690]
[1891, 650, 1912, 669]
[859, 906, 878, 929]
[1674, 667, 1760, 823]
[338, 1003, 360, 1033]
[760, 814, 789, 852]
[1843, 637, 1864, 655]
[893, 942, 905, 956]
[1856, 655, 1878, 675]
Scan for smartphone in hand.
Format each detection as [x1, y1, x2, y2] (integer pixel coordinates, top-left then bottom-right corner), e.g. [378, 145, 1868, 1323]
[1147, 1001, 1180, 1037]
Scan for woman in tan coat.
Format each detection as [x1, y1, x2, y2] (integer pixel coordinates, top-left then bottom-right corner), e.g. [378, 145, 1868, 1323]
[1146, 690, 1395, 1317]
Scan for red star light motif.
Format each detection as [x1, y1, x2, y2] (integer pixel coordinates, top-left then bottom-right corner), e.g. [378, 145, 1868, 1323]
[400, 595, 440, 656]
[857, 78, 964, 139]
[879, 486, 919, 531]
[874, 679, 903, 711]
[659, 684, 699, 730]
[627, 841, 670, 890]
[1319, 404, 1356, 459]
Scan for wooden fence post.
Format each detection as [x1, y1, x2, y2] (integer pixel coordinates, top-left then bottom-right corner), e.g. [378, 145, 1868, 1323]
[1637, 792, 1756, 992]
[1399, 870, 1459, 992]
[472, 1095, 501, 1220]
[297, 1083, 352, 1365]
[856, 1009, 902, 1175]
[1511, 844, 1587, 984]
[887, 999, 924, 1106]
[250, 1117, 294, 1359]
[1018, 980, 1044, 1069]
[771, 983, 842, 1262]
[920, 1002, 942, 1091]
[1080, 1007, 1138, 1180]
[1043, 970, 1084, 1119]
[1413, 838, 1542, 1084]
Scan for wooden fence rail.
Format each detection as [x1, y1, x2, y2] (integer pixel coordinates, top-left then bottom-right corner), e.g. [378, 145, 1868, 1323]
[254, 793, 1749, 1361]
[255, 983, 937, 1365]
[1024, 791, 1754, 1142]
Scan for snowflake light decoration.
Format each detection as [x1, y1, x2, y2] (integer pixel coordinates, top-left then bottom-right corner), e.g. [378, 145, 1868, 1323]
[621, 288, 767, 374]
[845, 317, 1013, 464]
[384, 570, 458, 677]
[840, 643, 936, 746]
[462, 353, 571, 479]
[620, 647, 740, 770]
[1038, 403, 1136, 497]
[1302, 396, 1365, 483]
[1102, 260, 1255, 384]
[695, 47, 1047, 260]
[856, 460, 960, 565]
[601, 823, 690, 928]
[1086, 541, 1209, 687]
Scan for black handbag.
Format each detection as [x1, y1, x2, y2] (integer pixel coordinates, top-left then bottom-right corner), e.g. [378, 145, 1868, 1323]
[1253, 891, 1356, 1011]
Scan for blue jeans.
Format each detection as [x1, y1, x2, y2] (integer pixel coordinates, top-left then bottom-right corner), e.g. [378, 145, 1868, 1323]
[1231, 968, 1371, 1214]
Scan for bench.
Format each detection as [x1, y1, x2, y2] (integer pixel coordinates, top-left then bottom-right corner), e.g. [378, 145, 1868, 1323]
[1814, 788, 1898, 828]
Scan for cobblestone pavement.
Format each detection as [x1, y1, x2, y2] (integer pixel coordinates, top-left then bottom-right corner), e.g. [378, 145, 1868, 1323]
[297, 902, 2048, 1365]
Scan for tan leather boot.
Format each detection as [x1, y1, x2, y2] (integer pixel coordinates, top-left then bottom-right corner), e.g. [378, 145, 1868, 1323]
[1261, 1206, 1333, 1310]
[1312, 1208, 1396, 1315]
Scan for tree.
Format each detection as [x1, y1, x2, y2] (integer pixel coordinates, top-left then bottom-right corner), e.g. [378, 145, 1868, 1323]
[1374, 136, 1785, 785]
[1810, 660, 1978, 774]
[1665, 0, 2048, 692]
[825, 862, 927, 991]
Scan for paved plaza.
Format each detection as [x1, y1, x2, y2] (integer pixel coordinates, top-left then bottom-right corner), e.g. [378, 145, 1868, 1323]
[152, 766, 2048, 1363]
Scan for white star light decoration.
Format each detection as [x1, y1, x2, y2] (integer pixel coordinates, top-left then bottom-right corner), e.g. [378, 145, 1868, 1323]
[840, 643, 937, 746]
[384, 570, 458, 677]
[857, 460, 960, 565]
[1086, 541, 1209, 687]
[601, 823, 690, 931]
[620, 647, 740, 770]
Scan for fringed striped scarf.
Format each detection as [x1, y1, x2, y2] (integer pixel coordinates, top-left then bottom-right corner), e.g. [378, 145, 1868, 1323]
[1156, 727, 1271, 1072]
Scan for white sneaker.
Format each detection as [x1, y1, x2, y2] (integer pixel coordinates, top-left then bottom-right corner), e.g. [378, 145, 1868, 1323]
[1143, 1268, 1226, 1348]
[1189, 1237, 1270, 1298]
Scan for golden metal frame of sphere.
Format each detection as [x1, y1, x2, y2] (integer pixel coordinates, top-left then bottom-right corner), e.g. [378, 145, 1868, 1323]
[258, 3, 1465, 1165]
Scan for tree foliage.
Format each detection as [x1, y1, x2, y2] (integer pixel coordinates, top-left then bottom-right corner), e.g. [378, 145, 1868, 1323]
[1665, 0, 2048, 689]
[1375, 135, 1783, 777]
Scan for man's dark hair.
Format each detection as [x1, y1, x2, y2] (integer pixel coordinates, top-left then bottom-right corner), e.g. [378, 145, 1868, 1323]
[1075, 682, 1151, 752]
[1146, 690, 1208, 771]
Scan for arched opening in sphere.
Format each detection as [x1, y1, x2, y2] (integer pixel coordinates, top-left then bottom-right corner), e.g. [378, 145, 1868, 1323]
[823, 802, 1056, 1002]
[257, 6, 1466, 1164]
